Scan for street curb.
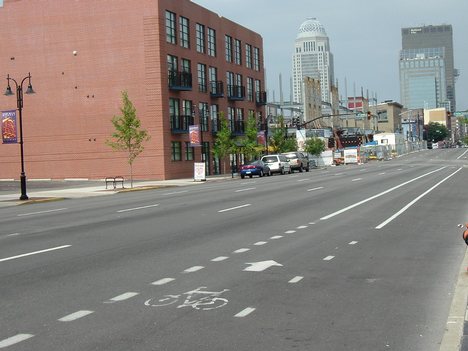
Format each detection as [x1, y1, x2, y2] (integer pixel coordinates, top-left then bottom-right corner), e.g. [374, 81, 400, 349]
[439, 248, 468, 351]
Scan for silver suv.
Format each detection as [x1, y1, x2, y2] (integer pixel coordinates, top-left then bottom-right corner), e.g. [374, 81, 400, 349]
[281, 151, 310, 172]
[261, 154, 291, 175]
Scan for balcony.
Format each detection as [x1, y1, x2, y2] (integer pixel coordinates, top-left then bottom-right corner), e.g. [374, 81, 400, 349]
[170, 115, 194, 133]
[231, 120, 245, 136]
[256, 91, 267, 106]
[227, 85, 245, 101]
[210, 81, 224, 98]
[168, 70, 192, 91]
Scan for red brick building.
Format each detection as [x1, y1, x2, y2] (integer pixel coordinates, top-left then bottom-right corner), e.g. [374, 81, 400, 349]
[0, 0, 266, 180]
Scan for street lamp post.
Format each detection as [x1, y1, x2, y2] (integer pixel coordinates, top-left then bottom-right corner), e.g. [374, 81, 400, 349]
[4, 73, 35, 200]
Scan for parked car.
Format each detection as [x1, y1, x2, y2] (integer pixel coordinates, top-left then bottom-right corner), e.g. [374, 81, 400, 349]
[281, 151, 310, 172]
[260, 154, 291, 175]
[239, 160, 271, 179]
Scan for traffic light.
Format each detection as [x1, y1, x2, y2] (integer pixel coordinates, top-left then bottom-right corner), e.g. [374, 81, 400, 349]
[367, 111, 372, 120]
[447, 111, 452, 118]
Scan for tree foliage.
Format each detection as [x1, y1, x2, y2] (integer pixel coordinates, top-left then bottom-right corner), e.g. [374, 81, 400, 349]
[106, 91, 150, 188]
[212, 113, 234, 174]
[304, 137, 326, 156]
[427, 122, 449, 142]
[268, 116, 297, 153]
[237, 113, 263, 160]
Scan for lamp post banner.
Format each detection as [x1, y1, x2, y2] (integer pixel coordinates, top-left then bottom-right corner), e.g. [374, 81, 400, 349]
[189, 125, 201, 146]
[2, 110, 18, 144]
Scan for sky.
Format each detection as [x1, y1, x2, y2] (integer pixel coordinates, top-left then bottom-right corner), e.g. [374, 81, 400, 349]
[193, 0, 468, 111]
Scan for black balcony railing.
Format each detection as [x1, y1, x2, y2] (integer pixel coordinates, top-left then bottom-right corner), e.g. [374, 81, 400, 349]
[231, 120, 245, 135]
[168, 70, 192, 91]
[227, 85, 245, 101]
[170, 115, 194, 133]
[210, 81, 224, 98]
[256, 91, 267, 106]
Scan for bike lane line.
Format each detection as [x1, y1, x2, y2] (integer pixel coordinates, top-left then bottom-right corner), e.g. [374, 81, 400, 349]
[105, 292, 139, 303]
[234, 307, 256, 318]
[151, 277, 175, 286]
[58, 310, 94, 322]
[0, 334, 34, 349]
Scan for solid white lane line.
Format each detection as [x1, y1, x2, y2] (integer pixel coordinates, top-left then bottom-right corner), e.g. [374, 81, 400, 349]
[376, 167, 462, 229]
[254, 241, 267, 246]
[457, 149, 468, 160]
[285, 230, 296, 234]
[183, 266, 204, 273]
[289, 276, 304, 284]
[307, 187, 324, 192]
[211, 256, 229, 262]
[233, 248, 250, 253]
[117, 204, 159, 213]
[297, 225, 308, 229]
[323, 256, 335, 261]
[349, 241, 359, 245]
[235, 307, 256, 318]
[106, 292, 139, 303]
[0, 245, 71, 263]
[151, 278, 175, 286]
[320, 167, 446, 220]
[270, 235, 283, 240]
[235, 187, 256, 193]
[0, 334, 34, 348]
[162, 190, 189, 195]
[218, 204, 251, 213]
[58, 310, 94, 322]
[17, 208, 67, 217]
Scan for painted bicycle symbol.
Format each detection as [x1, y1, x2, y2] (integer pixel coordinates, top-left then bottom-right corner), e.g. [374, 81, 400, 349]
[144, 286, 230, 311]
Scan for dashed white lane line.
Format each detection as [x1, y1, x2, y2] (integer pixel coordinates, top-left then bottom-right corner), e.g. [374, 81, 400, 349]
[351, 178, 362, 182]
[285, 230, 296, 234]
[297, 179, 309, 182]
[183, 266, 204, 273]
[234, 307, 256, 318]
[307, 187, 324, 192]
[349, 241, 358, 245]
[17, 208, 67, 217]
[6, 233, 20, 237]
[309, 222, 316, 225]
[211, 256, 229, 262]
[254, 241, 267, 246]
[0, 245, 71, 263]
[0, 334, 34, 348]
[58, 310, 94, 322]
[151, 277, 175, 286]
[289, 276, 304, 284]
[270, 235, 283, 240]
[323, 256, 335, 261]
[117, 204, 159, 213]
[233, 248, 250, 253]
[296, 225, 308, 229]
[162, 190, 189, 195]
[218, 204, 251, 213]
[235, 187, 256, 193]
[105, 292, 139, 303]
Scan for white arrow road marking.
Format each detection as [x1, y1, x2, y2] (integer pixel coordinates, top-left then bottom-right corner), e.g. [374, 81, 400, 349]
[58, 310, 94, 322]
[244, 260, 283, 272]
[0, 334, 34, 348]
[0, 245, 71, 263]
[235, 307, 256, 317]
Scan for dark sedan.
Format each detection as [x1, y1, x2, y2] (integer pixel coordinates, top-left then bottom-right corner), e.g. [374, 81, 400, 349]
[239, 160, 272, 179]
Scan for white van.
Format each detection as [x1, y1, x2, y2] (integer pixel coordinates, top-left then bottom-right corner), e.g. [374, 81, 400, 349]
[261, 154, 291, 175]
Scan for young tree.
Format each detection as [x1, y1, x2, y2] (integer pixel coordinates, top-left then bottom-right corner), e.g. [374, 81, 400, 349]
[238, 113, 263, 161]
[212, 113, 234, 174]
[427, 122, 449, 142]
[268, 116, 297, 153]
[106, 91, 150, 188]
[304, 137, 326, 156]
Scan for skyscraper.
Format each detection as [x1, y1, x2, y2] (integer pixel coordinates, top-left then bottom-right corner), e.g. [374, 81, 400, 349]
[400, 24, 457, 112]
[292, 18, 334, 105]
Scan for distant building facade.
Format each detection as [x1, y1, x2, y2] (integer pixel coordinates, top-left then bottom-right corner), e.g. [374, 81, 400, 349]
[400, 24, 457, 112]
[292, 18, 334, 105]
[0, 0, 266, 180]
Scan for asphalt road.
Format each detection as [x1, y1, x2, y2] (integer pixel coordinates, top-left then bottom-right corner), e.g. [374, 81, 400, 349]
[1, 149, 467, 350]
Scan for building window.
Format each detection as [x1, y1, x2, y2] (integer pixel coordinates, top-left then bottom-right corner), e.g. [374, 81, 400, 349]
[208, 28, 216, 57]
[254, 47, 260, 71]
[234, 39, 242, 65]
[166, 11, 177, 44]
[210, 104, 219, 132]
[196, 23, 206, 54]
[171, 141, 182, 161]
[199, 102, 209, 131]
[197, 63, 207, 93]
[228, 107, 235, 131]
[245, 44, 252, 69]
[247, 77, 254, 101]
[185, 142, 194, 161]
[225, 35, 233, 62]
[167, 54, 178, 72]
[179, 16, 190, 49]
[181, 58, 191, 73]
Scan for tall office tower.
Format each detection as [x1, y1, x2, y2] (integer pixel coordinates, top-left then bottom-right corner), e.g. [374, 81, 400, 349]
[400, 24, 457, 112]
[292, 18, 334, 104]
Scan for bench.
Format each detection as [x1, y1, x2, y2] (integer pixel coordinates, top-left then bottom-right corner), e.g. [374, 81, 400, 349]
[105, 176, 125, 189]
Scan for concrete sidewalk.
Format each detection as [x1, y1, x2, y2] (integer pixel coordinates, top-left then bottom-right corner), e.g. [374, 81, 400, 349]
[0, 176, 234, 207]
